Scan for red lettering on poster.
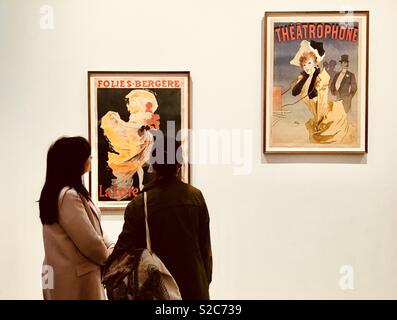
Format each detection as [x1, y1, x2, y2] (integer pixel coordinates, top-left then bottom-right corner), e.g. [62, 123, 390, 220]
[316, 24, 324, 38]
[281, 26, 289, 41]
[324, 24, 331, 38]
[295, 24, 303, 39]
[309, 24, 316, 38]
[275, 28, 282, 42]
[289, 24, 295, 40]
[339, 27, 346, 40]
[352, 28, 358, 42]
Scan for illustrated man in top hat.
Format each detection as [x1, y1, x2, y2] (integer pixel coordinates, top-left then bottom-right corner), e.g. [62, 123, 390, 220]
[330, 54, 357, 113]
[327, 59, 337, 83]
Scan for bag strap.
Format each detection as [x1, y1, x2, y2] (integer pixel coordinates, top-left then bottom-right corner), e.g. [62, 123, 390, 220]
[144, 192, 152, 253]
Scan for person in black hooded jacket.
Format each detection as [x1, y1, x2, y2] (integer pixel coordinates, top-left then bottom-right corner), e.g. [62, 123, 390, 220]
[109, 136, 212, 300]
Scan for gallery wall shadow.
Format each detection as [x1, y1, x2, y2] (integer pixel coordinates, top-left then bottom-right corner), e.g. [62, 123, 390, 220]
[261, 153, 367, 164]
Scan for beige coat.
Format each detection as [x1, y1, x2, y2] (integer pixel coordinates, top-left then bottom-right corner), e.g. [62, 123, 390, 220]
[42, 187, 114, 300]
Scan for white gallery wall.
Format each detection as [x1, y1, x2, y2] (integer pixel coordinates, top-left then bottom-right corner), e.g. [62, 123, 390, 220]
[1, 0, 397, 299]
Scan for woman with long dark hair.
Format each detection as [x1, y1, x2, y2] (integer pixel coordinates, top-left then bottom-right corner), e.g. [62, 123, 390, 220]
[39, 136, 114, 300]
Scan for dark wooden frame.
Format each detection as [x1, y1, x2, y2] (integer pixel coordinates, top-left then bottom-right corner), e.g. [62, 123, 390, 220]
[263, 11, 369, 154]
[87, 71, 191, 212]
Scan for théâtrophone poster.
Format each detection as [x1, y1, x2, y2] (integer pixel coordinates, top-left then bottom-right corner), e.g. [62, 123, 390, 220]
[264, 11, 369, 153]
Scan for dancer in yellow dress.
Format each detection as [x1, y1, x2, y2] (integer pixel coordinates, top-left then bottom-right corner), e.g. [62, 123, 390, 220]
[100, 90, 160, 199]
[290, 40, 355, 144]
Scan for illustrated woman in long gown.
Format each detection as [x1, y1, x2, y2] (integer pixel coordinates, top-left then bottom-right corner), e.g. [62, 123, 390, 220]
[100, 89, 160, 199]
[290, 40, 355, 144]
